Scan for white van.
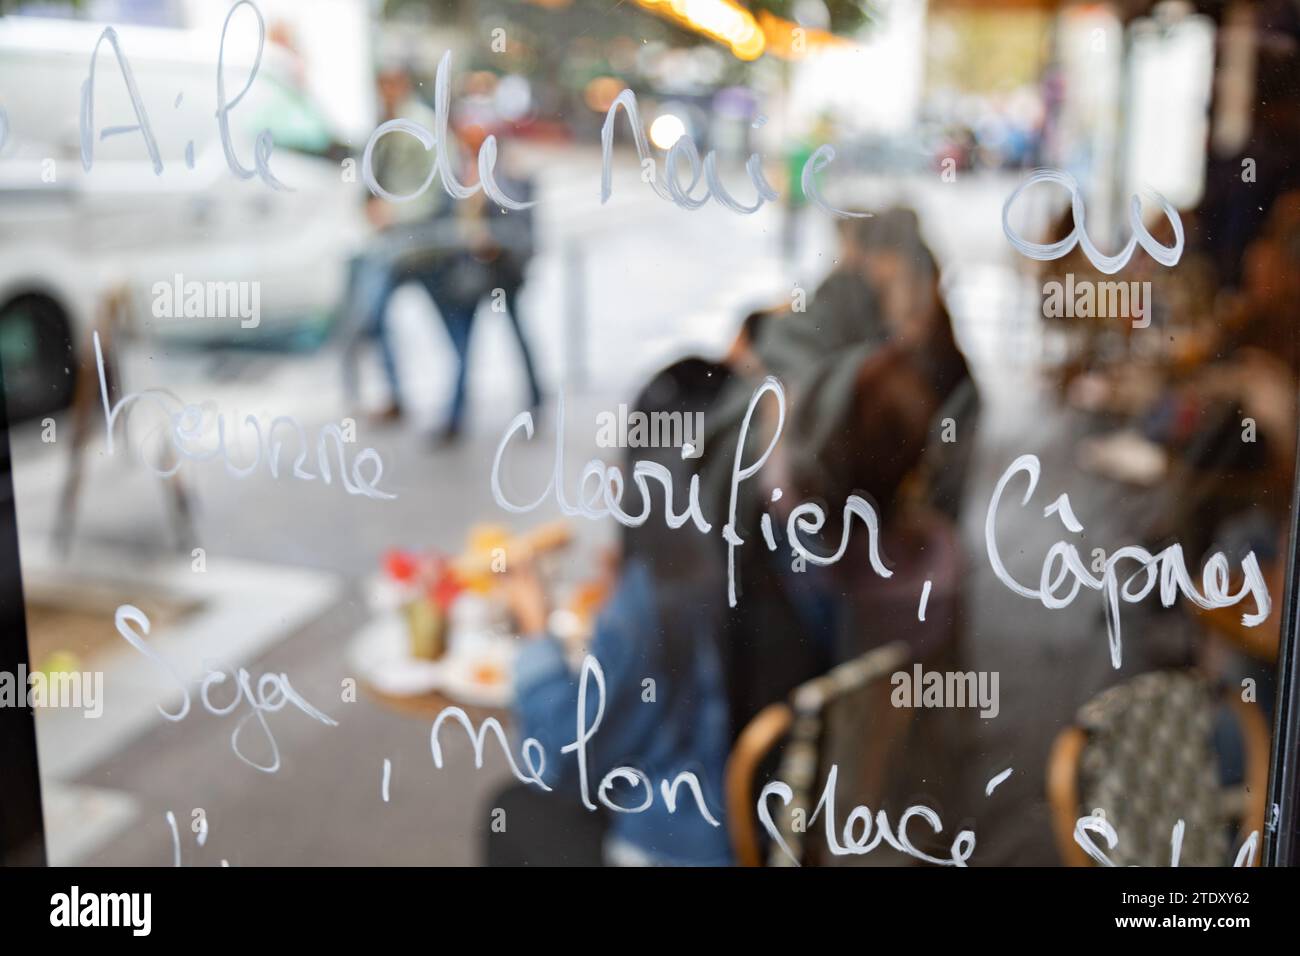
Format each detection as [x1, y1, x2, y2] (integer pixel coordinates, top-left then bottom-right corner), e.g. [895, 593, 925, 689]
[0, 14, 367, 420]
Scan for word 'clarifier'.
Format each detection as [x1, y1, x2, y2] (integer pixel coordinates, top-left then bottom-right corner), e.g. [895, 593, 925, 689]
[491, 377, 891, 608]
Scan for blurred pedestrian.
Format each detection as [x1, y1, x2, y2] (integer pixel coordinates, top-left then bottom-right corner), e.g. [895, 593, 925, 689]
[339, 62, 484, 433]
[442, 124, 544, 442]
[340, 62, 443, 422]
[490, 358, 734, 866]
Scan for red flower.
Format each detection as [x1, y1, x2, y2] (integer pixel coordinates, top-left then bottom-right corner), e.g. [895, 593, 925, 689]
[384, 550, 420, 583]
[429, 569, 464, 611]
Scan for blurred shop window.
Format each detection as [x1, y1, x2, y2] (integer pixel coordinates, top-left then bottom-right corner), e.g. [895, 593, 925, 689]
[1053, 6, 1124, 240]
[1209, 0, 1255, 158]
[1124, 4, 1215, 209]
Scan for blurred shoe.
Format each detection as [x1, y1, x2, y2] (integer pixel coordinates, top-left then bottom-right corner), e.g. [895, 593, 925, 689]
[433, 422, 462, 448]
[369, 402, 402, 426]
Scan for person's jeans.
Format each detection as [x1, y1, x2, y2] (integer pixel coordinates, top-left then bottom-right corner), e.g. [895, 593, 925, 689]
[488, 253, 543, 411]
[427, 260, 478, 433]
[340, 238, 481, 431]
[340, 250, 405, 407]
[499, 279, 543, 411]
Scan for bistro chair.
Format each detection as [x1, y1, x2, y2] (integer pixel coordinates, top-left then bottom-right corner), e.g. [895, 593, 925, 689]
[1047, 669, 1268, 867]
[725, 640, 911, 867]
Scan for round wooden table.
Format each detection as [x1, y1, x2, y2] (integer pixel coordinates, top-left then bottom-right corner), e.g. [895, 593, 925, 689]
[363, 683, 510, 725]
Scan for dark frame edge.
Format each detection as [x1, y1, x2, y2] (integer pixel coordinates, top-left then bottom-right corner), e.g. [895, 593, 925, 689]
[0, 362, 47, 866]
[1265, 414, 1300, 866]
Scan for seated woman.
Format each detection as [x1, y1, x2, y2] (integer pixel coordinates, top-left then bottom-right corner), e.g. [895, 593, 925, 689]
[789, 207, 977, 523]
[707, 208, 978, 670]
[703, 209, 980, 856]
[488, 357, 737, 866]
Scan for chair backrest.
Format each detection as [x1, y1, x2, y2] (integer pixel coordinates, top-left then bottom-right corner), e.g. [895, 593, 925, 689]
[725, 641, 910, 867]
[1047, 669, 1269, 867]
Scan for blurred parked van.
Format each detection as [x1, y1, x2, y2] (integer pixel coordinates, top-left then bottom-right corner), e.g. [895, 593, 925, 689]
[0, 15, 366, 420]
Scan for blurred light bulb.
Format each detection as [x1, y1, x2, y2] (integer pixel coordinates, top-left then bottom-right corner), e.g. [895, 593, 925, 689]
[649, 113, 687, 149]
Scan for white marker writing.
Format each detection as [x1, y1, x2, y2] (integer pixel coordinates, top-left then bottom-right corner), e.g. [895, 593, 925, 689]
[79, 1, 285, 189]
[985, 767, 1013, 796]
[601, 89, 858, 218]
[1074, 812, 1258, 867]
[115, 604, 337, 773]
[490, 380, 892, 606]
[360, 51, 529, 211]
[1002, 167, 1183, 274]
[93, 332, 394, 500]
[985, 454, 1270, 667]
[758, 764, 976, 867]
[429, 654, 720, 825]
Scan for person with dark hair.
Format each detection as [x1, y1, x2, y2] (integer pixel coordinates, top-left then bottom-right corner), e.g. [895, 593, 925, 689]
[486, 357, 736, 866]
[696, 206, 978, 739]
[825, 207, 978, 522]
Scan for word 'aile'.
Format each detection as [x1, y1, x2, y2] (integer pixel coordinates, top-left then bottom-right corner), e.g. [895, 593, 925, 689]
[80, 0, 287, 189]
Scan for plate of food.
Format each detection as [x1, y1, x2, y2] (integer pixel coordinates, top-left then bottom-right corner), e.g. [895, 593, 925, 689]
[440, 635, 518, 709]
[347, 614, 450, 697]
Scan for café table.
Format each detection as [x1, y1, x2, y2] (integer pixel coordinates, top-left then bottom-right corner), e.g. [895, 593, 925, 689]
[347, 612, 514, 724]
